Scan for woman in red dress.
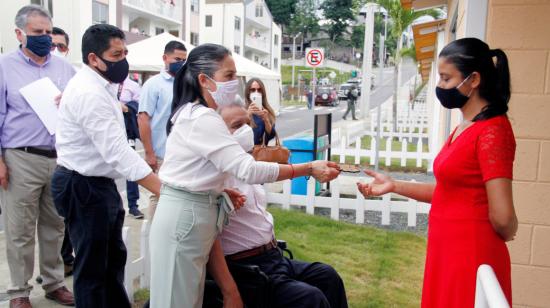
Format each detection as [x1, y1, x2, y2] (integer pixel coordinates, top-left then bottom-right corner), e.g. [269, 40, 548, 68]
[357, 38, 518, 307]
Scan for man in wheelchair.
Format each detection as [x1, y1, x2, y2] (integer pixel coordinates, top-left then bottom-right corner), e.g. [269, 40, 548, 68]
[203, 103, 348, 308]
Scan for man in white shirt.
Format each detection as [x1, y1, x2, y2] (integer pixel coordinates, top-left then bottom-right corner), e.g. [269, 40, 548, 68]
[208, 104, 348, 308]
[52, 24, 160, 308]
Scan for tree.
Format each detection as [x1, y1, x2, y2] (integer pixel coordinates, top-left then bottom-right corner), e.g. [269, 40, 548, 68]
[288, 0, 321, 40]
[374, 0, 441, 131]
[320, 0, 355, 42]
[265, 0, 298, 33]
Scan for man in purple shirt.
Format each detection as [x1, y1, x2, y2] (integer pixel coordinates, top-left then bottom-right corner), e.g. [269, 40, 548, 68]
[0, 5, 75, 308]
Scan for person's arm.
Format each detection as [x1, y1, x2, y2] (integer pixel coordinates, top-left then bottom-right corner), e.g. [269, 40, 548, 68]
[138, 112, 157, 170]
[477, 122, 517, 241]
[137, 172, 161, 197]
[486, 178, 517, 241]
[77, 93, 155, 191]
[185, 113, 340, 185]
[0, 64, 8, 189]
[356, 169, 435, 203]
[137, 81, 158, 170]
[207, 239, 243, 308]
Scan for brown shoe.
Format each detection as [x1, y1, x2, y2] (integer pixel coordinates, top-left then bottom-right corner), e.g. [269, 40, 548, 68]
[9, 297, 32, 308]
[45, 286, 75, 306]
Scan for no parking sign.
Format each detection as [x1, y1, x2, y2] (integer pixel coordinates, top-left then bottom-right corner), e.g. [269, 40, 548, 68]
[305, 48, 325, 68]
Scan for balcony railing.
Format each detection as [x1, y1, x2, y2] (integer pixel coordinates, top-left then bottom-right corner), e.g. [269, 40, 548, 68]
[246, 35, 269, 53]
[123, 0, 182, 22]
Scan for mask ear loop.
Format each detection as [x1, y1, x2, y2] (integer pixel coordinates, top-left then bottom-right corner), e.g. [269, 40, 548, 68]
[457, 73, 474, 97]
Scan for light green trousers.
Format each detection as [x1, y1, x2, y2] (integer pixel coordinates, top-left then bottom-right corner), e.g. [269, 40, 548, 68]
[149, 184, 230, 308]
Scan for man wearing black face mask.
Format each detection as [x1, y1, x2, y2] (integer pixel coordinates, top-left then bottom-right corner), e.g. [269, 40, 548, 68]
[51, 24, 161, 308]
[137, 40, 186, 220]
[0, 5, 76, 308]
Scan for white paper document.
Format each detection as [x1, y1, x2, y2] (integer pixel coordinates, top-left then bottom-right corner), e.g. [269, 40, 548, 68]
[19, 77, 61, 135]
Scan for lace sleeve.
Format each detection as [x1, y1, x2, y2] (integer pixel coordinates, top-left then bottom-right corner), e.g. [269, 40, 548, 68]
[476, 118, 516, 182]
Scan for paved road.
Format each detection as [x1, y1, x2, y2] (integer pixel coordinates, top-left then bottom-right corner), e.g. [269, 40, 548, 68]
[277, 62, 418, 138]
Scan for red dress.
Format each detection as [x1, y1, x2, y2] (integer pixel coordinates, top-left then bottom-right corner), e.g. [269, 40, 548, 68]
[423, 115, 515, 307]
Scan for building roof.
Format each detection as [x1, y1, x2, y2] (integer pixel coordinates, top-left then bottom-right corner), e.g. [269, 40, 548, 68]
[400, 0, 446, 10]
[411, 19, 446, 81]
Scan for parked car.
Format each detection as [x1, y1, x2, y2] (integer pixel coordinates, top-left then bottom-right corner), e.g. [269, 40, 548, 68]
[315, 86, 339, 106]
[338, 83, 353, 101]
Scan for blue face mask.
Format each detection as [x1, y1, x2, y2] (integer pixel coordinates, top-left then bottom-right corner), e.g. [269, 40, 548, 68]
[24, 33, 52, 57]
[168, 60, 185, 75]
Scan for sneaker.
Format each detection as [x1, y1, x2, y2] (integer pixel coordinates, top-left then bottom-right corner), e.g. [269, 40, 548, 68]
[129, 208, 144, 219]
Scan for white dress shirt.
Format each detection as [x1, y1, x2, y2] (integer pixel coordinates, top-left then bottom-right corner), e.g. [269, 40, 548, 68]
[159, 102, 279, 193]
[56, 65, 151, 181]
[219, 176, 275, 255]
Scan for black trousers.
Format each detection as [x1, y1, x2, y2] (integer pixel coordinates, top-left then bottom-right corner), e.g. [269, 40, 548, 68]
[61, 226, 74, 265]
[51, 167, 130, 308]
[218, 249, 348, 308]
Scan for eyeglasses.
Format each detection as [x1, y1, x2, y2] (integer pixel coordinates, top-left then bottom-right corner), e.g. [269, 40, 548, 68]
[51, 43, 68, 53]
[249, 87, 262, 93]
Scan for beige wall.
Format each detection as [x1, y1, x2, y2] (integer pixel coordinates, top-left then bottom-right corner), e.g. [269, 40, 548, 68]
[442, 0, 550, 307]
[486, 1, 550, 306]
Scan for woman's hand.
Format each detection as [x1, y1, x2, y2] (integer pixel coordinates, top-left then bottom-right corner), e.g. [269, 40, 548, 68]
[356, 169, 395, 198]
[248, 104, 263, 116]
[222, 289, 243, 308]
[223, 188, 247, 210]
[310, 161, 341, 183]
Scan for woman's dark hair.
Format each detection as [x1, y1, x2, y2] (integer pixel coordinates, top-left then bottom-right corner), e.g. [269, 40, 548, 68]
[439, 37, 511, 121]
[167, 43, 231, 133]
[244, 78, 276, 125]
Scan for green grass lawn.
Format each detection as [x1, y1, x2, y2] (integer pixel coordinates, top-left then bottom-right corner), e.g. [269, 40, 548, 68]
[133, 208, 427, 308]
[271, 207, 426, 308]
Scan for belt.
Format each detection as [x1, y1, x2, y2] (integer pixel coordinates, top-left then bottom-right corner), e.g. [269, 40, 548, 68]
[226, 239, 278, 261]
[15, 147, 57, 158]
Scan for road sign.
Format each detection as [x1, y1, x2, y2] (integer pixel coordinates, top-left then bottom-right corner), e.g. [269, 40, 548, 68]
[305, 48, 325, 68]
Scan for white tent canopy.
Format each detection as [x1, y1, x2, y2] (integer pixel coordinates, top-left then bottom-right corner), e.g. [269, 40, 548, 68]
[126, 32, 281, 111]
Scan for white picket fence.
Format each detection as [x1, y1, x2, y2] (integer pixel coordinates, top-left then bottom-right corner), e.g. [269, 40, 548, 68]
[475, 265, 510, 308]
[266, 177, 431, 227]
[122, 220, 151, 302]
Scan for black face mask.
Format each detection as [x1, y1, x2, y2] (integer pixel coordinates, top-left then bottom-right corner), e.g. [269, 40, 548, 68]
[435, 74, 473, 109]
[97, 56, 129, 84]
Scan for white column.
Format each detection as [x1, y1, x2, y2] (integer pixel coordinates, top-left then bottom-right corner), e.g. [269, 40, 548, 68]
[360, 3, 377, 119]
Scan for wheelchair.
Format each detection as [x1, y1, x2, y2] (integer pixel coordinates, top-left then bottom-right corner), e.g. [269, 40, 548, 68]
[143, 241, 292, 308]
[202, 240, 293, 308]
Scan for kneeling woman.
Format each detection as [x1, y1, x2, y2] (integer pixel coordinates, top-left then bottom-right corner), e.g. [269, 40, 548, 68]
[149, 44, 341, 308]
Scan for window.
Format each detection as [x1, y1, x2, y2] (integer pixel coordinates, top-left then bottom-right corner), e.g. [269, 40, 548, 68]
[234, 45, 240, 54]
[191, 32, 199, 45]
[205, 15, 212, 27]
[191, 0, 199, 13]
[92, 0, 109, 24]
[31, 0, 53, 17]
[255, 5, 263, 17]
[234, 17, 241, 31]
[274, 58, 278, 69]
[274, 34, 279, 46]
[155, 27, 165, 35]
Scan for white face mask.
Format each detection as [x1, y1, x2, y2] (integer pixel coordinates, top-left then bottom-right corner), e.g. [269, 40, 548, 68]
[249, 92, 263, 109]
[206, 75, 240, 108]
[52, 48, 67, 58]
[232, 124, 255, 153]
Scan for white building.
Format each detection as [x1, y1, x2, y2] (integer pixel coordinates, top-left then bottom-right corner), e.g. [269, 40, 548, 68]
[0, 0, 203, 65]
[200, 0, 281, 73]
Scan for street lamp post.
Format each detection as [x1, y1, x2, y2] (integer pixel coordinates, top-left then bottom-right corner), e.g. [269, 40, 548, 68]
[374, 8, 387, 172]
[291, 32, 302, 101]
[360, 3, 377, 120]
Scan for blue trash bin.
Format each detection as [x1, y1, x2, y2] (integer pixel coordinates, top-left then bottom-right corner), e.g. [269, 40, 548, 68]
[283, 136, 326, 195]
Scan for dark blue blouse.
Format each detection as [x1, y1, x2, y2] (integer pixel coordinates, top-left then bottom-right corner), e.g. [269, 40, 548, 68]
[252, 114, 276, 145]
